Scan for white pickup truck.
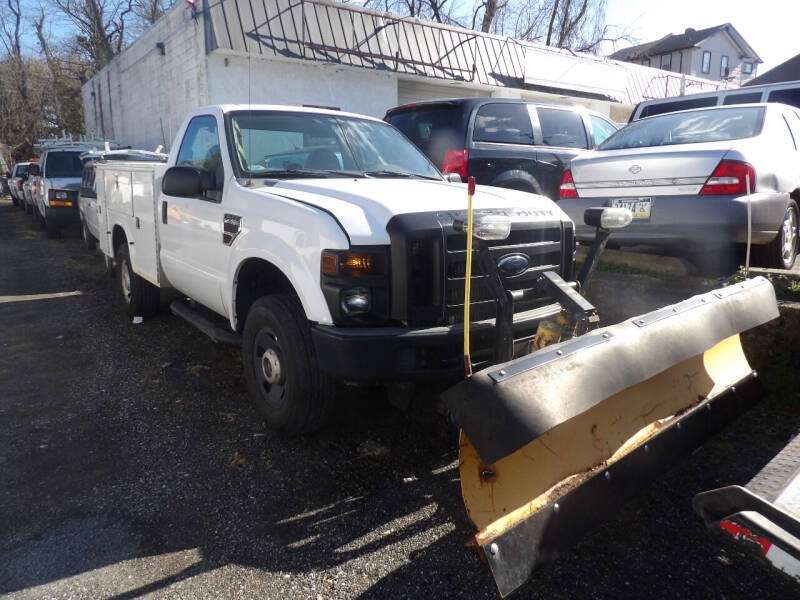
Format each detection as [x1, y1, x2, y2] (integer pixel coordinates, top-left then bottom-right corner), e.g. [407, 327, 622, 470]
[93, 104, 580, 433]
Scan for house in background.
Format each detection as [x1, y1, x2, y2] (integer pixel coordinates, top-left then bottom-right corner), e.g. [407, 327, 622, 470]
[745, 53, 800, 87]
[609, 23, 761, 86]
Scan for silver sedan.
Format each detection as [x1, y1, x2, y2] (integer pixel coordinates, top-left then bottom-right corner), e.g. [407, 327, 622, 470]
[559, 103, 800, 269]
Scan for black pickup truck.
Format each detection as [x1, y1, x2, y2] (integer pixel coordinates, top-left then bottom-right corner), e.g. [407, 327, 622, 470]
[385, 98, 618, 201]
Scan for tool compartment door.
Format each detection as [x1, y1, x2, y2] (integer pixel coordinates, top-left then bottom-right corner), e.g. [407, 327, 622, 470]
[130, 166, 162, 287]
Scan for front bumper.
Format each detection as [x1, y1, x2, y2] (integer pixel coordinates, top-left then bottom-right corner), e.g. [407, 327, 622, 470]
[311, 302, 561, 381]
[45, 204, 80, 227]
[561, 192, 789, 250]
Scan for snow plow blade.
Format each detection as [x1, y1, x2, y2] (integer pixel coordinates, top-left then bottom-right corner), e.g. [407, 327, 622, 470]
[442, 276, 779, 597]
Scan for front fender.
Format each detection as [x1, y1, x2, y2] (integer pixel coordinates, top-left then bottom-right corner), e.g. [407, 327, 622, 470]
[225, 199, 350, 329]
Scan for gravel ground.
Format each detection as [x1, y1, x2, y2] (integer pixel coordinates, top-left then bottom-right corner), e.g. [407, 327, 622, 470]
[1, 196, 800, 599]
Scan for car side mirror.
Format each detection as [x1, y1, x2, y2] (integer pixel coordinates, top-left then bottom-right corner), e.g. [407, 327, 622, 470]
[444, 172, 463, 183]
[162, 166, 216, 197]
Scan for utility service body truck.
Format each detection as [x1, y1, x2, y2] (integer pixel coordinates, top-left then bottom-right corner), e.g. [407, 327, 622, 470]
[92, 103, 800, 596]
[94, 104, 579, 432]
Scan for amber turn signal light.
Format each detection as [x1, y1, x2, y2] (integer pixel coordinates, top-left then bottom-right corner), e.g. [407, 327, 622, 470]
[321, 251, 381, 277]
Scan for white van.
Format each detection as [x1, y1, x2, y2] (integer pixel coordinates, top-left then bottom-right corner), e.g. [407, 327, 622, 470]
[630, 80, 800, 121]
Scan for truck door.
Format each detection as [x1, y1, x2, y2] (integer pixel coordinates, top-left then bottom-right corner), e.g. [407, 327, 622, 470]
[159, 114, 229, 315]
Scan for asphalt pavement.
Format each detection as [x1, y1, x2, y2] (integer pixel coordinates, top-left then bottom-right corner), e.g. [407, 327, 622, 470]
[1, 196, 800, 599]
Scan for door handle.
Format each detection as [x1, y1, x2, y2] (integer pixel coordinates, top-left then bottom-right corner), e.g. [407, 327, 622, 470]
[162, 200, 168, 224]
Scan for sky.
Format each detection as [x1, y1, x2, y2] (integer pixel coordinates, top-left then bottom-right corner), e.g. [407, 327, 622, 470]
[603, 0, 800, 73]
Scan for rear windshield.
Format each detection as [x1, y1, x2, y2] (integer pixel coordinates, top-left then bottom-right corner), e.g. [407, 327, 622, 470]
[13, 164, 28, 176]
[599, 106, 765, 151]
[638, 96, 718, 118]
[45, 151, 84, 178]
[386, 105, 464, 167]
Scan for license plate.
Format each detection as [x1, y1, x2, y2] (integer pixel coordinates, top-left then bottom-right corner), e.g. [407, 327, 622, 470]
[610, 197, 652, 220]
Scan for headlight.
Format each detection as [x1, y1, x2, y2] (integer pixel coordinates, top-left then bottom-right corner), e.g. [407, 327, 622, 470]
[320, 247, 389, 324]
[48, 189, 74, 206]
[321, 251, 385, 277]
[454, 213, 512, 241]
[473, 214, 511, 241]
[583, 207, 632, 230]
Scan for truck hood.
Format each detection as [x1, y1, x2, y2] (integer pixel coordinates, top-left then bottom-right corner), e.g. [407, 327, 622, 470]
[252, 178, 569, 245]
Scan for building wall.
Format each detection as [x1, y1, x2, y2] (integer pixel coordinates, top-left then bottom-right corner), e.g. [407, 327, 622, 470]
[206, 52, 398, 118]
[81, 4, 209, 151]
[691, 31, 758, 84]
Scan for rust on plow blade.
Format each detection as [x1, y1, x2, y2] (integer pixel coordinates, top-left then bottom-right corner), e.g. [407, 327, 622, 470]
[442, 277, 779, 597]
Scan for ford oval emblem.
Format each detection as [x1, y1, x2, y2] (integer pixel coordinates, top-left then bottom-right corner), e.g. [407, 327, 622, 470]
[497, 253, 530, 277]
[629, 164, 642, 174]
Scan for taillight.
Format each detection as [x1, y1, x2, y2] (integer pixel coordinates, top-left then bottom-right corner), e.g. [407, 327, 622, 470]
[700, 160, 755, 196]
[441, 149, 468, 181]
[32, 181, 37, 195]
[559, 169, 579, 199]
[17, 180, 23, 191]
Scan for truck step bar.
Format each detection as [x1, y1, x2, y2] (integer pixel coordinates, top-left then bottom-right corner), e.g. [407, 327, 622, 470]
[170, 300, 242, 345]
[694, 431, 800, 580]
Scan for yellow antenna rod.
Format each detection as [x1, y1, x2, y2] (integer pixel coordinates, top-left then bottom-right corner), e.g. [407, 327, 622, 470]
[464, 176, 476, 377]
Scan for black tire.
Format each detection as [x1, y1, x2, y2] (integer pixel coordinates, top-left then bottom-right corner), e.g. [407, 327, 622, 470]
[116, 244, 160, 318]
[81, 218, 97, 250]
[11, 196, 18, 206]
[753, 200, 798, 270]
[242, 294, 335, 434]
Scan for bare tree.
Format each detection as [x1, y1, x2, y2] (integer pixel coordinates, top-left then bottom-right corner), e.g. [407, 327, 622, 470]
[48, 0, 135, 70]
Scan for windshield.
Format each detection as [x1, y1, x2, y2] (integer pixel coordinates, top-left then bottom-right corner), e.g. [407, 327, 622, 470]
[599, 106, 765, 151]
[45, 151, 85, 178]
[228, 111, 442, 180]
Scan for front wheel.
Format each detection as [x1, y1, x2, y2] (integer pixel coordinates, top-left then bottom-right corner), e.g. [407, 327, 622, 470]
[116, 244, 160, 318]
[754, 200, 798, 270]
[242, 294, 335, 434]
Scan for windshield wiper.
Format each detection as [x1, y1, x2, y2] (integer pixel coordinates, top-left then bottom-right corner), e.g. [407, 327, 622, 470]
[364, 170, 440, 181]
[261, 168, 364, 179]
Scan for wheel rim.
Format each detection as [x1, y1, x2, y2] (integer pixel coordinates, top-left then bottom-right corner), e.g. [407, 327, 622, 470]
[253, 328, 287, 409]
[781, 206, 798, 264]
[121, 258, 132, 304]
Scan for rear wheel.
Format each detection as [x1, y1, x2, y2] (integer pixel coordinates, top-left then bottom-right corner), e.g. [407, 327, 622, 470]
[754, 200, 798, 270]
[116, 244, 160, 318]
[242, 294, 335, 433]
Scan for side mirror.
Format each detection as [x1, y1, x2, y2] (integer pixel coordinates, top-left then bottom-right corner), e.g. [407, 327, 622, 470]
[444, 172, 463, 183]
[162, 166, 216, 197]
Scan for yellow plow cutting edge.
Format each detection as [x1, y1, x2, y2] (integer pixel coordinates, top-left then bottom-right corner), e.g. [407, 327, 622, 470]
[442, 276, 779, 597]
